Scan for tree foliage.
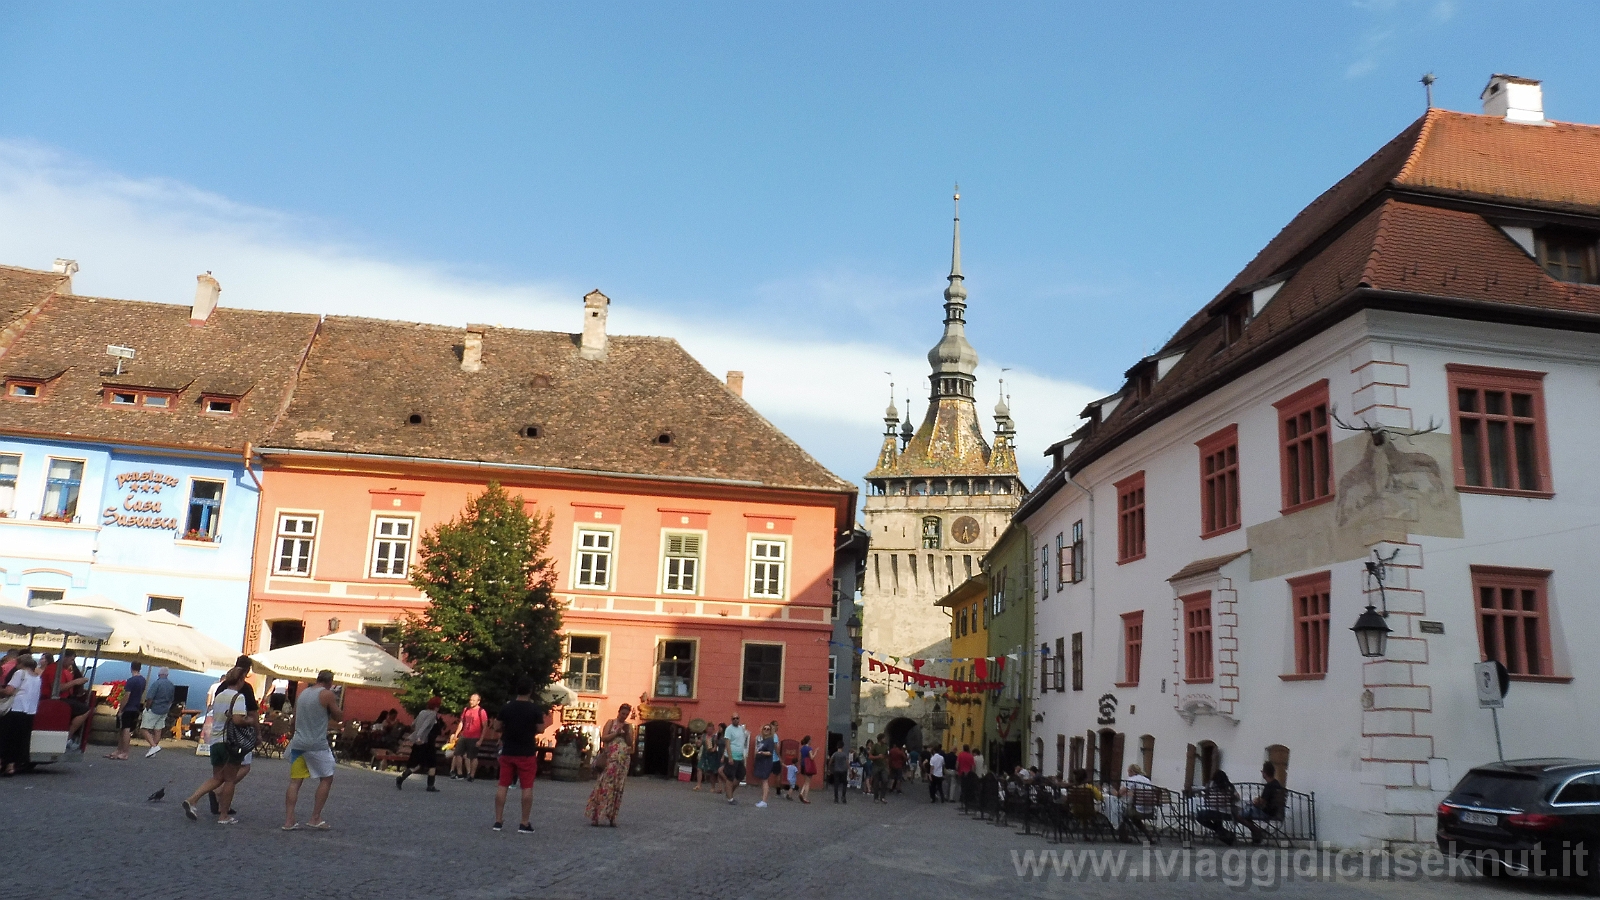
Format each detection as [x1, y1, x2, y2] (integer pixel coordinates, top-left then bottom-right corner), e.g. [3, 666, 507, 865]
[396, 483, 563, 712]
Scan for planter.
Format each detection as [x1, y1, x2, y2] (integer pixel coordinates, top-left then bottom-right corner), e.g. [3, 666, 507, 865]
[548, 742, 583, 781]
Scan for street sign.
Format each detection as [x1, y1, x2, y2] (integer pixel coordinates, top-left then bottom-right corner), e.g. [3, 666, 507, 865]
[1475, 660, 1509, 709]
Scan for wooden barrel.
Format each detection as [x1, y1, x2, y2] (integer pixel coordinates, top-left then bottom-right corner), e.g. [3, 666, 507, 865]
[548, 742, 582, 781]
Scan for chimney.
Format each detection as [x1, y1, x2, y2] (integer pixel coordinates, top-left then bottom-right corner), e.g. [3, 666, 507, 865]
[1481, 74, 1545, 124]
[461, 324, 487, 373]
[191, 272, 221, 324]
[726, 370, 744, 397]
[579, 289, 610, 360]
[51, 258, 78, 293]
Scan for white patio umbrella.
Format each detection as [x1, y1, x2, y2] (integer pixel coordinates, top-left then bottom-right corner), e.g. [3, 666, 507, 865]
[248, 630, 412, 689]
[541, 681, 579, 706]
[139, 609, 239, 672]
[0, 600, 115, 646]
[0, 596, 207, 672]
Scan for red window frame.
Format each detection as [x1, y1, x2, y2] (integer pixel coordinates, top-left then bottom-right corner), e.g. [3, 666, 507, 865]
[1118, 611, 1143, 687]
[1287, 572, 1330, 679]
[1471, 566, 1562, 681]
[1274, 380, 1332, 514]
[1447, 364, 1552, 498]
[4, 378, 46, 401]
[1197, 424, 1240, 538]
[1182, 592, 1213, 683]
[101, 388, 176, 411]
[1115, 471, 1146, 564]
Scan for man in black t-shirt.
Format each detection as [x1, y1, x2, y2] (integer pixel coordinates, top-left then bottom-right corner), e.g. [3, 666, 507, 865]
[1240, 762, 1286, 845]
[494, 680, 550, 834]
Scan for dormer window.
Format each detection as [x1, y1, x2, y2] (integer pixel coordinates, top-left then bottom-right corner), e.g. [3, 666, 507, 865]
[1536, 228, 1598, 284]
[5, 380, 42, 400]
[104, 389, 175, 409]
[204, 398, 236, 416]
[1223, 298, 1251, 346]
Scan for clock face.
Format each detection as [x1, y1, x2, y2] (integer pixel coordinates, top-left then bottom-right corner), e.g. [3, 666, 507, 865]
[951, 516, 980, 545]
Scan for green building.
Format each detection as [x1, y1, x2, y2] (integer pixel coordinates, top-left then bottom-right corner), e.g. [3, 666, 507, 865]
[982, 521, 1032, 774]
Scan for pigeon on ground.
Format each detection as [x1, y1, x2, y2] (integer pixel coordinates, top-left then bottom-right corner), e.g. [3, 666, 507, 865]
[147, 781, 170, 802]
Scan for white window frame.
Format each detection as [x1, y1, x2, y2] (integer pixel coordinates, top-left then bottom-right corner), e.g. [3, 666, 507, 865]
[660, 530, 705, 595]
[739, 640, 786, 703]
[653, 636, 698, 699]
[369, 515, 415, 579]
[180, 476, 227, 543]
[573, 528, 616, 590]
[563, 632, 608, 695]
[146, 595, 183, 616]
[273, 512, 320, 577]
[0, 451, 20, 516]
[828, 655, 837, 699]
[747, 537, 789, 600]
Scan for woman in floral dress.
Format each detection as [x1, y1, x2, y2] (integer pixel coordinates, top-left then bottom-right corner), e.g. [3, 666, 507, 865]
[586, 703, 633, 826]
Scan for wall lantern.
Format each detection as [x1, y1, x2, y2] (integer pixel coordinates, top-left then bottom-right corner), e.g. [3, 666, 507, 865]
[1351, 549, 1397, 658]
[328, 617, 341, 633]
[846, 615, 862, 641]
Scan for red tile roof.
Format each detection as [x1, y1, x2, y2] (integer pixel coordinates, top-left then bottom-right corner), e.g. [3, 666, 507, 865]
[1032, 109, 1600, 503]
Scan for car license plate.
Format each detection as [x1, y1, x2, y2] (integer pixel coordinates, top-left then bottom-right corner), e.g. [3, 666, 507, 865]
[1460, 811, 1498, 827]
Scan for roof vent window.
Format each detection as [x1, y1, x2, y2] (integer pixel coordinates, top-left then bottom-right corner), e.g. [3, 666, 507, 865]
[521, 425, 542, 439]
[407, 413, 427, 426]
[530, 374, 552, 389]
[205, 398, 235, 416]
[655, 432, 674, 445]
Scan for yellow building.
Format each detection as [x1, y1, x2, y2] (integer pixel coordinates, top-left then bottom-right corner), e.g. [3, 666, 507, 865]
[936, 573, 988, 752]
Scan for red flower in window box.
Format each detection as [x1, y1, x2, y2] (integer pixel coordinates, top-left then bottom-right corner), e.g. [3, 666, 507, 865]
[39, 513, 74, 523]
[181, 529, 217, 543]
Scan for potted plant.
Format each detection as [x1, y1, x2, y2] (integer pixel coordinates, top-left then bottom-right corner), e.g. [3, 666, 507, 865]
[550, 725, 591, 781]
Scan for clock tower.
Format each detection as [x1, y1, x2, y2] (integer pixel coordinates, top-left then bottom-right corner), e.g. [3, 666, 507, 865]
[856, 191, 1023, 750]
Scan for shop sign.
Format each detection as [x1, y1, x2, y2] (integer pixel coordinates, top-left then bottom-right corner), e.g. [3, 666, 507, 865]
[102, 470, 182, 531]
[562, 701, 598, 724]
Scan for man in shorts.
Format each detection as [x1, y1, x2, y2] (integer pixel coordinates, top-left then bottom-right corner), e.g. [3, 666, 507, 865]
[494, 680, 548, 834]
[451, 692, 487, 782]
[140, 667, 176, 756]
[107, 662, 146, 760]
[283, 669, 343, 830]
[721, 714, 748, 804]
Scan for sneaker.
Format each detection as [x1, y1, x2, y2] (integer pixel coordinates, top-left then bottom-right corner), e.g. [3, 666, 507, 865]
[182, 800, 198, 821]
[756, 801, 768, 808]
[146, 746, 162, 758]
[216, 817, 239, 826]
[727, 798, 736, 805]
[493, 822, 503, 832]
[517, 824, 534, 835]
[208, 791, 220, 815]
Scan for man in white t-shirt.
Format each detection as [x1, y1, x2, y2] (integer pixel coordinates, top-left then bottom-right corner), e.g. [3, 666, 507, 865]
[721, 715, 749, 804]
[928, 747, 946, 803]
[182, 667, 250, 825]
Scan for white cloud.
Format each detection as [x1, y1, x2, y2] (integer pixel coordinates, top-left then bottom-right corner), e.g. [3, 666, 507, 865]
[0, 139, 1103, 488]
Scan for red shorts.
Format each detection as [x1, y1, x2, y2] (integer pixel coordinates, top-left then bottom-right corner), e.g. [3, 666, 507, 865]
[498, 754, 538, 788]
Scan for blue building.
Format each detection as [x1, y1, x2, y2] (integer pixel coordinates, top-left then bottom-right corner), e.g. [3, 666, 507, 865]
[0, 262, 319, 656]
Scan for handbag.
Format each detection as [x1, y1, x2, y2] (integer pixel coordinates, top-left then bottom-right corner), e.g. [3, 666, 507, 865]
[591, 744, 609, 772]
[800, 750, 817, 777]
[222, 694, 259, 755]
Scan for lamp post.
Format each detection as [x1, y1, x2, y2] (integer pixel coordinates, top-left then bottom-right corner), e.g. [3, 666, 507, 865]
[846, 614, 863, 739]
[1351, 549, 1396, 658]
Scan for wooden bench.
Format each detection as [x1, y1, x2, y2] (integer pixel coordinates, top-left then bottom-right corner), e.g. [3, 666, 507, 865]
[369, 739, 413, 771]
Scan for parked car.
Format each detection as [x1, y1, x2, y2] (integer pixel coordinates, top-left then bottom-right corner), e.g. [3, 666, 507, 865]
[1437, 758, 1600, 889]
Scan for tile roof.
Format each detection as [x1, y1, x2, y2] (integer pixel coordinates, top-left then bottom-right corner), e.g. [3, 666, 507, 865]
[0, 264, 70, 352]
[1028, 109, 1600, 506]
[867, 398, 1014, 479]
[264, 316, 855, 494]
[0, 294, 320, 453]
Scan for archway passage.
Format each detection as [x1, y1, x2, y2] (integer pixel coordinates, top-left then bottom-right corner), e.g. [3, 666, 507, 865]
[886, 717, 918, 749]
[640, 721, 682, 778]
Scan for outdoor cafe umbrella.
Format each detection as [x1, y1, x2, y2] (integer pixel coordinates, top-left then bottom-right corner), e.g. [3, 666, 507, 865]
[0, 596, 208, 672]
[0, 599, 115, 647]
[541, 681, 579, 707]
[140, 608, 239, 672]
[248, 630, 412, 690]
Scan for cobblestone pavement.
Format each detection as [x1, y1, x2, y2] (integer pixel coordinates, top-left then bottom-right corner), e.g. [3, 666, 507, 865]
[4, 749, 1579, 900]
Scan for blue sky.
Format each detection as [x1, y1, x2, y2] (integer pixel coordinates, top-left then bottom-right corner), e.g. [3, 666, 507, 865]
[2, 2, 1598, 486]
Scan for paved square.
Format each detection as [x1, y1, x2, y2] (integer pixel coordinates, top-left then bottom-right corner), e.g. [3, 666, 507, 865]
[2, 749, 1561, 900]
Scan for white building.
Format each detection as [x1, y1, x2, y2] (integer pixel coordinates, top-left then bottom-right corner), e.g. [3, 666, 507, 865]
[1021, 76, 1600, 849]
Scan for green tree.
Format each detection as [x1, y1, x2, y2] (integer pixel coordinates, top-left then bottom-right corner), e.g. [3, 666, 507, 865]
[396, 482, 563, 712]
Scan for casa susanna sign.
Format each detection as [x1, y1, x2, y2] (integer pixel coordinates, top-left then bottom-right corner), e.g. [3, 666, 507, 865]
[102, 470, 182, 531]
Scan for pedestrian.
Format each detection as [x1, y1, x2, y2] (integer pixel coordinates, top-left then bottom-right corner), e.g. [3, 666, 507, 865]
[397, 696, 445, 792]
[451, 693, 487, 782]
[942, 746, 959, 802]
[720, 714, 748, 804]
[140, 667, 176, 757]
[829, 742, 850, 803]
[0, 649, 17, 686]
[927, 745, 945, 802]
[212, 655, 262, 816]
[0, 654, 40, 776]
[585, 702, 633, 826]
[282, 669, 343, 831]
[957, 744, 976, 803]
[752, 724, 777, 808]
[868, 739, 888, 803]
[695, 725, 721, 792]
[182, 667, 249, 825]
[971, 746, 986, 778]
[796, 735, 815, 804]
[106, 662, 147, 760]
[41, 651, 89, 749]
[887, 742, 907, 793]
[494, 679, 549, 834]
